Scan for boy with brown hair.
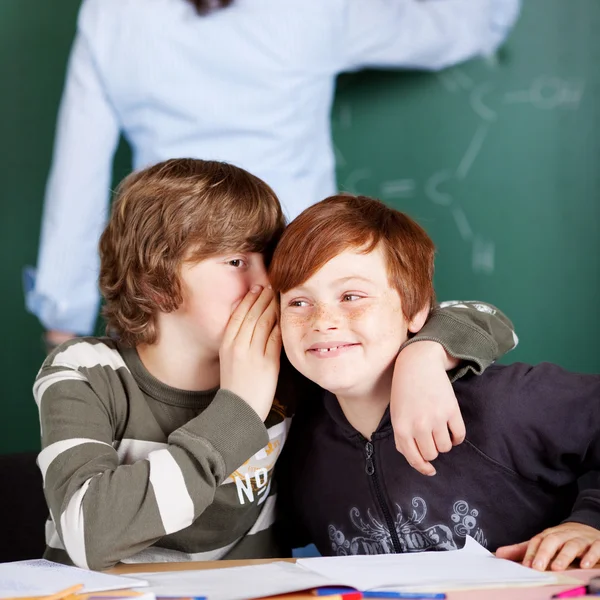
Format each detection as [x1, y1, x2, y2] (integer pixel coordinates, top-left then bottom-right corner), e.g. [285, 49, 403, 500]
[34, 159, 515, 570]
[271, 194, 600, 571]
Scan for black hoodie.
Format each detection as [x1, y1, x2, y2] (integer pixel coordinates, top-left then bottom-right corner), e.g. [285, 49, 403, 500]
[278, 362, 600, 556]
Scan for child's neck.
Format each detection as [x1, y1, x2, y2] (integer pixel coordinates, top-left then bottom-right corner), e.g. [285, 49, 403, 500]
[336, 378, 392, 440]
[137, 339, 220, 392]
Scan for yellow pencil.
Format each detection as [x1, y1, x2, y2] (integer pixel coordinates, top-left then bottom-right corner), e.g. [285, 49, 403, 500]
[74, 592, 145, 600]
[6, 583, 85, 600]
[48, 586, 85, 600]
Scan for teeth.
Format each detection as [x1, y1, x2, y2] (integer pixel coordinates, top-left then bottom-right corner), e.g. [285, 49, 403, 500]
[315, 347, 339, 352]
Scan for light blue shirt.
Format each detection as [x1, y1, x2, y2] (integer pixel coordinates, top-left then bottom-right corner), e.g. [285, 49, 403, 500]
[26, 0, 520, 335]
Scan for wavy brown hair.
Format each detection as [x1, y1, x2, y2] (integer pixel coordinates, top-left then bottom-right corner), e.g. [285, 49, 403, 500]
[99, 158, 285, 346]
[187, 0, 234, 15]
[269, 194, 436, 322]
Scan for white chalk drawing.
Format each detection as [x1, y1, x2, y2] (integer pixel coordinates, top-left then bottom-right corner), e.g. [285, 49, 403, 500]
[503, 76, 585, 110]
[343, 168, 372, 195]
[483, 52, 500, 69]
[452, 207, 473, 242]
[472, 236, 495, 275]
[336, 64, 586, 275]
[437, 72, 460, 93]
[426, 71, 585, 274]
[456, 123, 490, 180]
[470, 83, 498, 122]
[437, 67, 474, 93]
[380, 178, 416, 199]
[425, 169, 454, 207]
[424, 125, 494, 273]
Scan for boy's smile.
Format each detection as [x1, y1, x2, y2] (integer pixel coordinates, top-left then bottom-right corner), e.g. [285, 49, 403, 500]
[280, 245, 417, 405]
[307, 341, 360, 358]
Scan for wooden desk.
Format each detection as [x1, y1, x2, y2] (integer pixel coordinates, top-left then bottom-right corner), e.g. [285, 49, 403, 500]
[109, 560, 600, 600]
[109, 558, 295, 575]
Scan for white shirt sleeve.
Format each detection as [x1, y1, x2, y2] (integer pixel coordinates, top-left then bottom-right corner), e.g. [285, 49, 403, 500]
[338, 0, 521, 73]
[26, 2, 120, 334]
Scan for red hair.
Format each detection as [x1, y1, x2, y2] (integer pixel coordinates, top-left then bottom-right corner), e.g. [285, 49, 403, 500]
[269, 194, 435, 321]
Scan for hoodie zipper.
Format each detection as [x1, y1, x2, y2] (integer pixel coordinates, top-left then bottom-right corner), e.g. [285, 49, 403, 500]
[364, 440, 402, 553]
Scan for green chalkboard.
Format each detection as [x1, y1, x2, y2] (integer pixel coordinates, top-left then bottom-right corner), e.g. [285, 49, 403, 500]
[1, 0, 599, 453]
[332, 0, 600, 372]
[0, 0, 132, 453]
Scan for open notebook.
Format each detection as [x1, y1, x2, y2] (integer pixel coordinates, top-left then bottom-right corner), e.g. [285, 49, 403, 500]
[131, 537, 574, 600]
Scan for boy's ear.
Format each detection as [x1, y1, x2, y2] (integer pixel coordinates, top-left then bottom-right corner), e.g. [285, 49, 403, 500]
[407, 304, 430, 334]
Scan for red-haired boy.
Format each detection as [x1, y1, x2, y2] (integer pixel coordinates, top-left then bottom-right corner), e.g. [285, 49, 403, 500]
[272, 194, 600, 571]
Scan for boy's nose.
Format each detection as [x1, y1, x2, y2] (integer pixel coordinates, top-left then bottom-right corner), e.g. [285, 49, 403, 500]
[312, 304, 339, 331]
[251, 263, 270, 288]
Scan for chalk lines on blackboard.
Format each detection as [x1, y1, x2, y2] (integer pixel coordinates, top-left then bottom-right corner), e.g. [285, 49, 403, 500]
[342, 170, 417, 199]
[425, 123, 488, 205]
[425, 169, 453, 206]
[424, 124, 495, 274]
[457, 123, 489, 180]
[343, 167, 372, 194]
[470, 83, 498, 122]
[440, 68, 585, 117]
[437, 67, 474, 93]
[503, 75, 585, 110]
[452, 207, 473, 242]
[472, 236, 495, 275]
[380, 178, 416, 199]
[339, 66, 591, 277]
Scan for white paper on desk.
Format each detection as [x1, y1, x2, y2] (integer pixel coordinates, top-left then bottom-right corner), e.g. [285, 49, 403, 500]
[0, 559, 148, 599]
[297, 536, 558, 593]
[131, 562, 331, 600]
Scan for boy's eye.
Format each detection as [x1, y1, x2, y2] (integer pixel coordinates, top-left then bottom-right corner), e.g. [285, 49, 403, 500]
[227, 258, 246, 268]
[342, 294, 361, 302]
[289, 300, 308, 307]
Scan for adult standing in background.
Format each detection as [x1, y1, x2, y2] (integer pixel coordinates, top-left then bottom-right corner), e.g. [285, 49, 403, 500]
[26, 0, 521, 346]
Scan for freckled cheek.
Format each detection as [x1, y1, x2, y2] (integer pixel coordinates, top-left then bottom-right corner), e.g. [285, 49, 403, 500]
[343, 304, 370, 320]
[280, 313, 312, 353]
[281, 312, 313, 328]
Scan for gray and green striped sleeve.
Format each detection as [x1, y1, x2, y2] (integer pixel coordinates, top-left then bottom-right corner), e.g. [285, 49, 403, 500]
[403, 300, 517, 379]
[34, 341, 268, 570]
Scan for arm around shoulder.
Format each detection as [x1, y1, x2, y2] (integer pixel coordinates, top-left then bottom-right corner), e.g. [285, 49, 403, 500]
[403, 300, 517, 379]
[389, 300, 516, 474]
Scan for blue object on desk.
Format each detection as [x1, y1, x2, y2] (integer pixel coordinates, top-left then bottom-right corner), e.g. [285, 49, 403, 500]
[293, 543, 321, 558]
[312, 587, 446, 599]
[156, 596, 207, 600]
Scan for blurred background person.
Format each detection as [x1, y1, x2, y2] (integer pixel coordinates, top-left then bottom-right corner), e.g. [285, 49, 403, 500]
[25, 0, 521, 348]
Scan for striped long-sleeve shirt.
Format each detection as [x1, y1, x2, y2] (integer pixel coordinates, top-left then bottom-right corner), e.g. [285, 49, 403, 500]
[34, 302, 516, 570]
[35, 338, 290, 570]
